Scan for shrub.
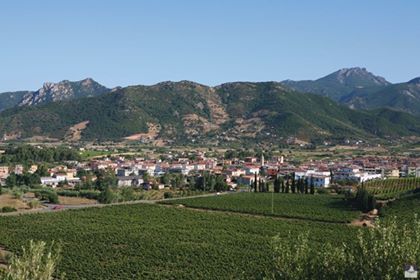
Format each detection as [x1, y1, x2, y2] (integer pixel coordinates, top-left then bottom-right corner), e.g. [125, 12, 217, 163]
[164, 192, 173, 199]
[0, 240, 64, 280]
[267, 215, 420, 280]
[34, 190, 59, 204]
[1, 206, 17, 213]
[28, 200, 41, 209]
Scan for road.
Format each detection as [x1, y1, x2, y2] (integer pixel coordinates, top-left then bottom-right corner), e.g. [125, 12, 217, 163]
[0, 192, 232, 217]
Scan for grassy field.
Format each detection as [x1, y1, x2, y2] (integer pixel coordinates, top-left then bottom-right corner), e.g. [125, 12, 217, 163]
[163, 193, 361, 223]
[0, 203, 358, 279]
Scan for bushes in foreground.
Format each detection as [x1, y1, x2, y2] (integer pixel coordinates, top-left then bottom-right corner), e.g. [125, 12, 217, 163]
[0, 240, 63, 280]
[267, 216, 420, 280]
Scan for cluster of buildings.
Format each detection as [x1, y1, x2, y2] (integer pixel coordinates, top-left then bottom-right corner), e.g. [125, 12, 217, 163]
[0, 151, 419, 189]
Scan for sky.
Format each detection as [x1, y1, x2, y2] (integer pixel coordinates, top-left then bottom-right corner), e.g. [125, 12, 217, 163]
[0, 0, 419, 92]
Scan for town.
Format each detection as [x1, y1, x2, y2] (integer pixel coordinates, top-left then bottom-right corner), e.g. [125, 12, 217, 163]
[0, 144, 419, 213]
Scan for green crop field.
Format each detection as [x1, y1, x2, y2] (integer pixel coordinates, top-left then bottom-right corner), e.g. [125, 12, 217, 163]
[0, 203, 358, 279]
[162, 193, 361, 223]
[380, 192, 420, 224]
[364, 177, 420, 200]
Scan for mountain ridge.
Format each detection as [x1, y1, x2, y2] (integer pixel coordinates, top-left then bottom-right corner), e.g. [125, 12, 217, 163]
[0, 81, 418, 144]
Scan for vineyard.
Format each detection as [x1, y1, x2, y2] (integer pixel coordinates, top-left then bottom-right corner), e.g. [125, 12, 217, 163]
[363, 177, 420, 200]
[162, 193, 360, 223]
[0, 203, 357, 279]
[380, 192, 420, 224]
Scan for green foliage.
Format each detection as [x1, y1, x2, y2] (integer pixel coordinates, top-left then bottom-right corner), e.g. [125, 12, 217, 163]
[0, 240, 63, 280]
[380, 192, 420, 224]
[98, 187, 117, 204]
[267, 216, 420, 280]
[94, 169, 117, 191]
[33, 190, 59, 204]
[363, 177, 420, 200]
[163, 193, 360, 223]
[354, 187, 376, 212]
[0, 207, 17, 213]
[194, 173, 228, 192]
[0, 203, 356, 279]
[163, 192, 173, 199]
[0, 82, 418, 143]
[0, 145, 80, 164]
[6, 173, 40, 188]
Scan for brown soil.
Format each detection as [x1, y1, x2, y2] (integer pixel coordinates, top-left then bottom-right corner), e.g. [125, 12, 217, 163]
[58, 196, 97, 205]
[0, 194, 28, 209]
[65, 120, 90, 141]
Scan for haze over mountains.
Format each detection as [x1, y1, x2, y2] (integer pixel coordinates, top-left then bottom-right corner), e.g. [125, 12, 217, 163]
[0, 67, 419, 144]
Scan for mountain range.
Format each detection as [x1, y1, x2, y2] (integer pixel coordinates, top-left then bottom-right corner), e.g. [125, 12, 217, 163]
[0, 73, 419, 144]
[0, 78, 110, 111]
[283, 67, 420, 116]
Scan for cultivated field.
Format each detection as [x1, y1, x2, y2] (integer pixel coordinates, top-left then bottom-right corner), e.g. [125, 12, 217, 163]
[0, 203, 357, 279]
[380, 192, 420, 224]
[364, 177, 420, 200]
[163, 193, 361, 223]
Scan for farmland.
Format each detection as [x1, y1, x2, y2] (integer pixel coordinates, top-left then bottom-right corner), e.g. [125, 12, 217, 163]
[0, 203, 358, 279]
[162, 193, 361, 223]
[380, 192, 420, 224]
[364, 177, 420, 200]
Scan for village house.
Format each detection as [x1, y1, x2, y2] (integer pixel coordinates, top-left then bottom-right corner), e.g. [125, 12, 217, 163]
[117, 176, 144, 187]
[0, 166, 9, 179]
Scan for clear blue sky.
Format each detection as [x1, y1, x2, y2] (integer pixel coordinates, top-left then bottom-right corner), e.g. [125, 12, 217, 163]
[1, 0, 419, 92]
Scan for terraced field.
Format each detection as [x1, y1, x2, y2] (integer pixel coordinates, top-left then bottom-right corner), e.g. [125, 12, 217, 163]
[163, 193, 360, 223]
[0, 203, 357, 279]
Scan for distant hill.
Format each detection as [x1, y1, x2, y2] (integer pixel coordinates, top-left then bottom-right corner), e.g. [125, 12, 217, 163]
[0, 91, 30, 112]
[0, 81, 418, 144]
[340, 77, 420, 116]
[282, 67, 390, 101]
[0, 78, 110, 111]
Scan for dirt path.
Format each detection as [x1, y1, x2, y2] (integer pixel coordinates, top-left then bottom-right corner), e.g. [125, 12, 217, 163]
[0, 246, 11, 269]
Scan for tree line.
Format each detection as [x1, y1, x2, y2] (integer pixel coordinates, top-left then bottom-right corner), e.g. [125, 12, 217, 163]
[254, 173, 315, 194]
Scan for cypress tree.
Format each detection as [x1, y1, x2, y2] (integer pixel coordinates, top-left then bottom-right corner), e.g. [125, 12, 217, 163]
[291, 178, 296, 193]
[254, 173, 258, 192]
[285, 180, 290, 193]
[281, 179, 285, 193]
[310, 177, 315, 194]
[304, 178, 309, 194]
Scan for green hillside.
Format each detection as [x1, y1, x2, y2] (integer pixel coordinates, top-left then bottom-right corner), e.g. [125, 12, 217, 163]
[0, 91, 30, 111]
[0, 81, 418, 144]
[342, 78, 420, 116]
[282, 67, 390, 101]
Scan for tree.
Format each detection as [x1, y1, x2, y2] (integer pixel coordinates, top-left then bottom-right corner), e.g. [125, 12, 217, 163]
[254, 173, 258, 192]
[310, 178, 315, 195]
[285, 180, 290, 193]
[291, 177, 296, 194]
[281, 179, 285, 193]
[304, 178, 309, 194]
[274, 177, 281, 193]
[98, 187, 116, 204]
[121, 187, 136, 201]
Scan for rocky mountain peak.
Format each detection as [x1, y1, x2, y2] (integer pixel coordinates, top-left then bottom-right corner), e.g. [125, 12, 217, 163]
[18, 78, 110, 107]
[326, 67, 390, 86]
